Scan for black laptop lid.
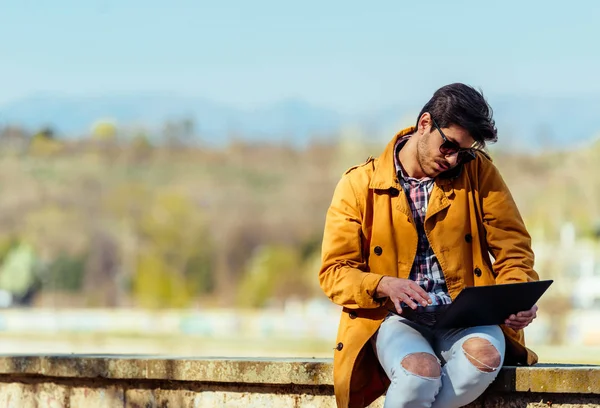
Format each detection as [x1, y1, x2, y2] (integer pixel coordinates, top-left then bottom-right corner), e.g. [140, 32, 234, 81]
[434, 280, 553, 329]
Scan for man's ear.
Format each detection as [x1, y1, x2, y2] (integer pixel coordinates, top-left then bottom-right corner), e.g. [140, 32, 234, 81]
[417, 112, 432, 134]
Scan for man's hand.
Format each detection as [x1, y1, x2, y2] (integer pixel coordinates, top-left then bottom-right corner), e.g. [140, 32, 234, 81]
[504, 305, 538, 330]
[375, 276, 432, 313]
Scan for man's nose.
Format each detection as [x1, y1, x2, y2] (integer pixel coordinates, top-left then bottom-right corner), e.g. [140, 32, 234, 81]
[445, 153, 459, 167]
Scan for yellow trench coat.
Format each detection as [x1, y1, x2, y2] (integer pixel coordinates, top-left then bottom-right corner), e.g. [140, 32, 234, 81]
[319, 127, 539, 408]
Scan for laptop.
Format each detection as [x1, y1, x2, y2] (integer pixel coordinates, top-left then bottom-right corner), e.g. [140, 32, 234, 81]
[388, 280, 553, 329]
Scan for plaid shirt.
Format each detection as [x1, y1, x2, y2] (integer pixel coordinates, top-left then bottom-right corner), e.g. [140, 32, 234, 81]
[394, 136, 452, 305]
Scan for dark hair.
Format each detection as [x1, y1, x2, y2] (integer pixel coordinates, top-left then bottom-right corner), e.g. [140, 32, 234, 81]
[416, 83, 498, 146]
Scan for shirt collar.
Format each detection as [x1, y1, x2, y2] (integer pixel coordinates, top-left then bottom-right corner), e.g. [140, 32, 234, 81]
[393, 134, 434, 183]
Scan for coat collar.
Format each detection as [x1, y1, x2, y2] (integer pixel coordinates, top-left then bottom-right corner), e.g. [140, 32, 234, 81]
[369, 127, 413, 190]
[369, 126, 461, 190]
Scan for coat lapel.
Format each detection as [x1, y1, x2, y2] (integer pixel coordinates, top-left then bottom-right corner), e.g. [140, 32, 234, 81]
[425, 178, 453, 223]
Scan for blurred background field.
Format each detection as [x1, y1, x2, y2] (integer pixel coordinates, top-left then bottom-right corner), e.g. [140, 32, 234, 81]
[1, 0, 600, 365]
[0, 133, 599, 364]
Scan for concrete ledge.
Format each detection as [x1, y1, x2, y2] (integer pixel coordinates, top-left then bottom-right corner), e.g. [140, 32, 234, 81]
[0, 355, 333, 385]
[0, 355, 598, 393]
[0, 355, 598, 407]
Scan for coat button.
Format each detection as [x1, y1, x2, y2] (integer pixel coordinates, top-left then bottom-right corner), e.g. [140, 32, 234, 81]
[374, 246, 383, 256]
[349, 311, 357, 319]
[465, 234, 472, 243]
[474, 267, 482, 277]
[389, 187, 399, 197]
[336, 342, 344, 351]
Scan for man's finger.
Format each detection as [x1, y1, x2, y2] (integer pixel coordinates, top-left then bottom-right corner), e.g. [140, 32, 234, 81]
[509, 315, 534, 323]
[408, 282, 431, 304]
[505, 322, 531, 328]
[393, 299, 403, 315]
[505, 320, 528, 328]
[406, 288, 430, 307]
[505, 316, 535, 328]
[516, 310, 536, 318]
[400, 293, 418, 309]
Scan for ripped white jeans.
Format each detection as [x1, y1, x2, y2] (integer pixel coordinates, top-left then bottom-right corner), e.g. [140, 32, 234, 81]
[371, 314, 506, 408]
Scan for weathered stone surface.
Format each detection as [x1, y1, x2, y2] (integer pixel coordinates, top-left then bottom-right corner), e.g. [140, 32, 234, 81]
[0, 356, 597, 407]
[0, 355, 336, 385]
[70, 385, 125, 408]
[478, 392, 600, 408]
[125, 388, 343, 408]
[0, 356, 41, 375]
[0, 382, 36, 408]
[33, 383, 69, 408]
[155, 389, 199, 407]
[487, 365, 600, 394]
[124, 389, 156, 408]
[191, 390, 336, 408]
[0, 382, 67, 407]
[0, 355, 597, 395]
[143, 357, 334, 385]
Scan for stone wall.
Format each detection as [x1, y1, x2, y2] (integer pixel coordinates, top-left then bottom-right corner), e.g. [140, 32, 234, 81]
[0, 355, 598, 407]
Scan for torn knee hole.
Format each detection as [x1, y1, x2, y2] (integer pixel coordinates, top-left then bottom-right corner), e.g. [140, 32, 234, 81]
[401, 352, 441, 378]
[462, 338, 501, 372]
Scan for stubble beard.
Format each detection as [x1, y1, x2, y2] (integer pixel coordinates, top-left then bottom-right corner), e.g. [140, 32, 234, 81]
[416, 136, 438, 178]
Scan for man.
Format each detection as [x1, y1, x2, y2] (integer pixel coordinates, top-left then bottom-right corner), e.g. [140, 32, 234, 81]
[319, 83, 539, 408]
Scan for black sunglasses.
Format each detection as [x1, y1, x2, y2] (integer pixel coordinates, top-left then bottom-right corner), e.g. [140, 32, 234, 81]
[430, 116, 478, 163]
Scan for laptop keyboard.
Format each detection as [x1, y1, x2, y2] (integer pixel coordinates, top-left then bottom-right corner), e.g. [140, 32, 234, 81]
[388, 305, 451, 328]
[405, 310, 440, 327]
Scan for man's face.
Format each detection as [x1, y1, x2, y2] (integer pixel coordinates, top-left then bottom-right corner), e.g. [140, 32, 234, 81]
[416, 117, 476, 178]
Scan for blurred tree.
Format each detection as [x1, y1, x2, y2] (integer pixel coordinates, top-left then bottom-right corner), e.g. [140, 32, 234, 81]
[298, 235, 325, 297]
[537, 294, 572, 345]
[236, 245, 314, 308]
[331, 125, 376, 178]
[29, 127, 62, 156]
[0, 126, 29, 156]
[181, 118, 196, 143]
[0, 242, 41, 305]
[185, 251, 214, 294]
[83, 230, 121, 307]
[91, 120, 118, 142]
[593, 221, 600, 241]
[236, 245, 298, 308]
[131, 191, 214, 308]
[22, 205, 89, 259]
[161, 117, 196, 149]
[44, 252, 87, 292]
[133, 251, 191, 308]
[0, 125, 29, 143]
[212, 218, 264, 305]
[129, 131, 154, 162]
[0, 236, 20, 265]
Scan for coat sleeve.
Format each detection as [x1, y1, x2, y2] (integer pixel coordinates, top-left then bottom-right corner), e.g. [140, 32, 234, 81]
[477, 156, 539, 284]
[318, 172, 385, 309]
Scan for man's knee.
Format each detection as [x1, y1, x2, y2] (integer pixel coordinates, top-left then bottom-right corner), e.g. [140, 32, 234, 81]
[401, 352, 441, 378]
[462, 337, 501, 372]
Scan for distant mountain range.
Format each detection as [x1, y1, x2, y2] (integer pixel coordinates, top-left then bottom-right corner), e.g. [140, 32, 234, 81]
[1, 92, 599, 150]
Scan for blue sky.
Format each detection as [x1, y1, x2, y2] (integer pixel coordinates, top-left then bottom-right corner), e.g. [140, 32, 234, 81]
[1, 0, 599, 113]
